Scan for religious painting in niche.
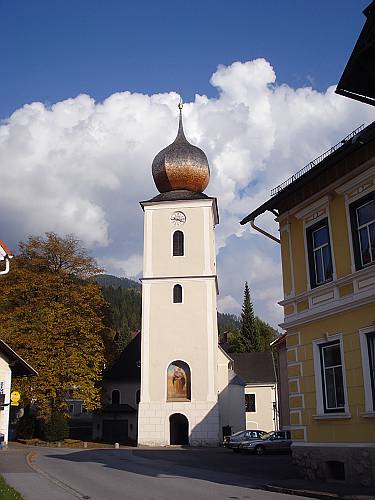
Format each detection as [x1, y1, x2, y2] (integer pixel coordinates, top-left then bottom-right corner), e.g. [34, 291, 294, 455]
[167, 361, 191, 401]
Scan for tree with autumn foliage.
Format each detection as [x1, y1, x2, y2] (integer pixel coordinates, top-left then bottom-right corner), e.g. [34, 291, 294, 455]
[0, 232, 107, 421]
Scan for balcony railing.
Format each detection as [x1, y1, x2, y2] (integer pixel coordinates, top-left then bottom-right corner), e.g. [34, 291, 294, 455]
[270, 123, 365, 197]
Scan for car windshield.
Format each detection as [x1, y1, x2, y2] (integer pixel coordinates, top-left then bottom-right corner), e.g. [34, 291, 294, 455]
[231, 431, 245, 437]
[260, 432, 274, 440]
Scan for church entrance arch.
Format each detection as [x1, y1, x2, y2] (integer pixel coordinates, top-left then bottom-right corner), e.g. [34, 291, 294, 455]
[169, 413, 189, 445]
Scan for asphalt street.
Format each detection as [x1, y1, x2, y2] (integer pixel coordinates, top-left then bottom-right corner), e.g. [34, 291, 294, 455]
[1, 446, 312, 500]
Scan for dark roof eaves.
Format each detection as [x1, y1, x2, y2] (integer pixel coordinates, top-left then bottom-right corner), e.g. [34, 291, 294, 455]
[0, 340, 38, 376]
[240, 121, 375, 225]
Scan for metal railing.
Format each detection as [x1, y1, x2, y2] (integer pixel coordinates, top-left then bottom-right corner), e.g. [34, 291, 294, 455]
[270, 123, 365, 197]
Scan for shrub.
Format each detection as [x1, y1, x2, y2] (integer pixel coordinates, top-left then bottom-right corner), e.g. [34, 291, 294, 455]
[42, 412, 69, 442]
[16, 415, 35, 439]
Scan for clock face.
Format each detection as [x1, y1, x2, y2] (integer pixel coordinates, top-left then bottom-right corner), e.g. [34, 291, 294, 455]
[170, 211, 186, 226]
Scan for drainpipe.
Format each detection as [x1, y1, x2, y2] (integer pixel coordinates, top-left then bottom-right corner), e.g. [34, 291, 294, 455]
[250, 218, 280, 244]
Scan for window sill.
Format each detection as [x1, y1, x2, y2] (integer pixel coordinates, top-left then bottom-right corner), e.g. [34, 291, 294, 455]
[167, 399, 190, 403]
[313, 413, 351, 420]
[360, 412, 375, 418]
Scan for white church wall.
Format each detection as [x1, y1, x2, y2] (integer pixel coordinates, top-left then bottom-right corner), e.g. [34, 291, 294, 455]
[138, 197, 221, 446]
[143, 201, 217, 279]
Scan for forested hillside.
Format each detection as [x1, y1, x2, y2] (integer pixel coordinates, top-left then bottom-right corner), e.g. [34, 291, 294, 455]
[96, 273, 141, 290]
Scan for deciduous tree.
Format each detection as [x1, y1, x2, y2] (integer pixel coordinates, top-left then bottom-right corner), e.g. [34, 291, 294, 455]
[0, 233, 107, 420]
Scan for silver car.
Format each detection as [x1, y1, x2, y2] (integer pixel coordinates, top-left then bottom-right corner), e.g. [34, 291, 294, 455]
[239, 430, 292, 455]
[223, 429, 267, 450]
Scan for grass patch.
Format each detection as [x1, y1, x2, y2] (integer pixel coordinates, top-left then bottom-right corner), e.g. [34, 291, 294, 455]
[0, 475, 23, 499]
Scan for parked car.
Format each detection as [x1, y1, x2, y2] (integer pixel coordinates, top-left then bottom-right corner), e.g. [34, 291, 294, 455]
[223, 429, 267, 449]
[239, 430, 292, 455]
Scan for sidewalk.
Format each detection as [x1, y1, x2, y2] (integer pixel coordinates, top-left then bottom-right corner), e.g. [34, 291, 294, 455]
[266, 478, 375, 500]
[0, 447, 77, 499]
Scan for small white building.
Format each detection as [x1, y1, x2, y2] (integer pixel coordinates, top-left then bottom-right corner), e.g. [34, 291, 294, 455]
[230, 352, 278, 433]
[0, 340, 37, 445]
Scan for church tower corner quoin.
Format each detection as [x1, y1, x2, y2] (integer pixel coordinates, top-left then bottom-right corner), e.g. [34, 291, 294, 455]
[137, 104, 221, 446]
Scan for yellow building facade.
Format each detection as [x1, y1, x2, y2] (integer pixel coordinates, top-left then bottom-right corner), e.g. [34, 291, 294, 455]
[241, 122, 375, 485]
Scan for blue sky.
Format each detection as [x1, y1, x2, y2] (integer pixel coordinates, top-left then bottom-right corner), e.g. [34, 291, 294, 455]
[0, 0, 370, 119]
[1, 0, 374, 326]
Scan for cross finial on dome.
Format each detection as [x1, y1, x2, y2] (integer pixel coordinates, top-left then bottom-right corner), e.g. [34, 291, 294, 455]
[176, 97, 186, 141]
[151, 98, 210, 193]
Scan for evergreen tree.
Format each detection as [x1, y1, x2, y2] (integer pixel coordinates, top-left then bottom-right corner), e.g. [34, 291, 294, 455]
[255, 317, 278, 351]
[240, 281, 260, 352]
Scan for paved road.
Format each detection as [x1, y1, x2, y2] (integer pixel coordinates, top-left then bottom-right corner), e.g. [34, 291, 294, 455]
[1, 446, 312, 500]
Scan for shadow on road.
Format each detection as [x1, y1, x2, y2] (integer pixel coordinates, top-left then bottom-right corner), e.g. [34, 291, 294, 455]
[44, 447, 298, 489]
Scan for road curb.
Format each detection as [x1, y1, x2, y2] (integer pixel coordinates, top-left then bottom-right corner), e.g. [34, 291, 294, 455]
[26, 451, 89, 499]
[265, 484, 374, 500]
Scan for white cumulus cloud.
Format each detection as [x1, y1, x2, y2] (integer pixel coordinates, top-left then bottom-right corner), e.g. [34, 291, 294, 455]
[1, 58, 374, 327]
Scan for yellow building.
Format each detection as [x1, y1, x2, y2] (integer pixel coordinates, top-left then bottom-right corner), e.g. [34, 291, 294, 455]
[241, 122, 375, 485]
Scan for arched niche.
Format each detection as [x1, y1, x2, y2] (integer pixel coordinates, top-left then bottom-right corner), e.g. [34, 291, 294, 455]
[167, 360, 191, 401]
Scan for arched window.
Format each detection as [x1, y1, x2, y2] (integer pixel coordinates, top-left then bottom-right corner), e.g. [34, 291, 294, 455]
[112, 390, 120, 406]
[173, 284, 182, 303]
[135, 389, 140, 405]
[173, 231, 184, 256]
[167, 360, 191, 401]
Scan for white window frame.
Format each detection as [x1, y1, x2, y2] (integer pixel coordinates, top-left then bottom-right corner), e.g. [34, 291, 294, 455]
[171, 229, 185, 258]
[297, 197, 336, 291]
[313, 334, 350, 417]
[335, 166, 375, 274]
[359, 326, 375, 414]
[305, 217, 335, 289]
[356, 199, 375, 267]
[172, 283, 184, 304]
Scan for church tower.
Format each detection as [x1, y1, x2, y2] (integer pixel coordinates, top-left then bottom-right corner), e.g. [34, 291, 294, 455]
[137, 104, 220, 446]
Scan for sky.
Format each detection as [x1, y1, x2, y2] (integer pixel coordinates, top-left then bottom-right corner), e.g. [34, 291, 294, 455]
[1, 0, 374, 328]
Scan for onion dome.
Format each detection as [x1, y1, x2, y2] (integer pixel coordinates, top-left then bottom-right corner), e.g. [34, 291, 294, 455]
[152, 103, 210, 193]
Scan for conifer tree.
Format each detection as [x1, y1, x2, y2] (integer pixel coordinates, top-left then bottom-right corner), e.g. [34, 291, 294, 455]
[240, 281, 260, 352]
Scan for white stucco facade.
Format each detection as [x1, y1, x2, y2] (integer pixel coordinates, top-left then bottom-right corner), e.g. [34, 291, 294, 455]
[138, 197, 222, 446]
[244, 383, 278, 433]
[217, 347, 246, 435]
[93, 380, 139, 442]
[0, 353, 12, 445]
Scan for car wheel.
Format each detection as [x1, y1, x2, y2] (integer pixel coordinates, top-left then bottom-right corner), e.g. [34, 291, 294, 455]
[254, 445, 265, 456]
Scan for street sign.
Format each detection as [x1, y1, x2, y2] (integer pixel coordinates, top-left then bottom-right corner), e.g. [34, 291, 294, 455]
[10, 391, 20, 406]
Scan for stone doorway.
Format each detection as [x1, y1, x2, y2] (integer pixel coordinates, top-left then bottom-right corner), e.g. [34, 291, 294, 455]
[169, 413, 189, 445]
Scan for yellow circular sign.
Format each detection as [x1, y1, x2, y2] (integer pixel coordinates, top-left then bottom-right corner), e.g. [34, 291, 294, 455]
[10, 391, 20, 403]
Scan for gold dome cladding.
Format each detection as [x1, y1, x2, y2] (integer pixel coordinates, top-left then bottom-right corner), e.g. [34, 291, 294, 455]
[152, 104, 210, 193]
